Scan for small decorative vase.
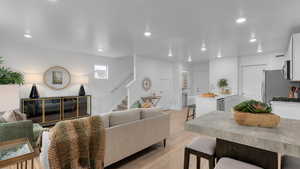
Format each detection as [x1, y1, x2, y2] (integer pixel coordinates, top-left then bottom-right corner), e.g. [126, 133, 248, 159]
[79, 84, 86, 96]
[29, 84, 39, 99]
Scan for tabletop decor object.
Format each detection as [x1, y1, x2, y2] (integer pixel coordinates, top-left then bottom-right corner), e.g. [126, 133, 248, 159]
[232, 100, 280, 128]
[44, 66, 71, 90]
[25, 74, 43, 99]
[74, 76, 88, 96]
[217, 78, 228, 94]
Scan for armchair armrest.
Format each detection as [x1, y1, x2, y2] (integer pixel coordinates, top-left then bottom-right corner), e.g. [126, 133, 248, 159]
[0, 120, 34, 144]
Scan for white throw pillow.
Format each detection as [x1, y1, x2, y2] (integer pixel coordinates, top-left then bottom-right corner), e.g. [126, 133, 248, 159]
[2, 110, 27, 122]
[2, 110, 17, 122]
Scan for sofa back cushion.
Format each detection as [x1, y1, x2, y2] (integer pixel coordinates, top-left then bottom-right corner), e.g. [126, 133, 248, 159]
[109, 109, 141, 127]
[140, 108, 162, 119]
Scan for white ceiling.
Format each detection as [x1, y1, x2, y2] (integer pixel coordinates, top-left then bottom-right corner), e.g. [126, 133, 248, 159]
[1, 0, 300, 62]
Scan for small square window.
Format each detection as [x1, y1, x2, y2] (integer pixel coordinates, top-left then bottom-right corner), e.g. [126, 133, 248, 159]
[94, 65, 108, 79]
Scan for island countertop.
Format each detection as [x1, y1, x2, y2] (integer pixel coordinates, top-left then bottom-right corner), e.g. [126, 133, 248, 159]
[185, 111, 300, 158]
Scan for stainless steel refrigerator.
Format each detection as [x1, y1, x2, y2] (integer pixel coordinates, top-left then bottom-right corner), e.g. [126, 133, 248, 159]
[262, 70, 299, 103]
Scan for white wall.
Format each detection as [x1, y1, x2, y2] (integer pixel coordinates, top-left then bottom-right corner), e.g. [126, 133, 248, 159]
[209, 56, 239, 94]
[208, 52, 289, 97]
[0, 42, 133, 114]
[191, 62, 209, 95]
[128, 56, 189, 110]
[239, 52, 287, 70]
[238, 52, 287, 95]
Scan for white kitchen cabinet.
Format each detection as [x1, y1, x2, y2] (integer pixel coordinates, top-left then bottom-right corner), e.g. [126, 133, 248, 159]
[291, 33, 300, 81]
[272, 101, 300, 120]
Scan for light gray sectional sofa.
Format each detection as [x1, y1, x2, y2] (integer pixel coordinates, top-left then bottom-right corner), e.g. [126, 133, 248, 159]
[40, 108, 170, 168]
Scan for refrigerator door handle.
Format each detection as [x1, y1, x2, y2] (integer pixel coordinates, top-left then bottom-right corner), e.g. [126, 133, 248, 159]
[261, 73, 266, 103]
[261, 82, 265, 102]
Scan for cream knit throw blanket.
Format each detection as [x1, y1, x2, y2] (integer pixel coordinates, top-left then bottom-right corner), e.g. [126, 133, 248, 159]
[48, 116, 105, 169]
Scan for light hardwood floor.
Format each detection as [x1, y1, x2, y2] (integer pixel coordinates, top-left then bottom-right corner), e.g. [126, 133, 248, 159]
[2, 109, 210, 169]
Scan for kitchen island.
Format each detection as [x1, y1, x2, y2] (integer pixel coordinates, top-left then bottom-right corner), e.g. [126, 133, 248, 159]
[271, 100, 300, 120]
[185, 111, 300, 169]
[193, 94, 246, 117]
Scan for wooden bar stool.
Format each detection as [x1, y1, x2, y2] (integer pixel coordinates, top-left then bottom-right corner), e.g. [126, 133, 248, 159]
[186, 104, 196, 121]
[183, 137, 216, 169]
[214, 158, 263, 169]
[282, 155, 300, 169]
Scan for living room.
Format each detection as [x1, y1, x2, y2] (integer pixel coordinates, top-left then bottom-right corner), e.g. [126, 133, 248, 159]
[1, 0, 300, 169]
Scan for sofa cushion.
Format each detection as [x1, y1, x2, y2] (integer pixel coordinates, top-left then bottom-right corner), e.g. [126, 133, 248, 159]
[100, 113, 110, 128]
[2, 110, 17, 122]
[0, 116, 6, 123]
[140, 108, 162, 119]
[215, 158, 263, 169]
[109, 109, 141, 127]
[33, 123, 46, 144]
[0, 111, 6, 123]
[13, 110, 27, 121]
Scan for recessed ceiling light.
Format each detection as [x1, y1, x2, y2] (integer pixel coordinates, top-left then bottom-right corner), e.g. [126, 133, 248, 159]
[24, 34, 32, 39]
[250, 38, 257, 43]
[257, 44, 263, 53]
[188, 56, 192, 62]
[168, 50, 173, 57]
[236, 17, 247, 24]
[201, 43, 207, 52]
[250, 33, 257, 43]
[97, 48, 103, 52]
[144, 31, 152, 37]
[217, 51, 222, 58]
[48, 0, 57, 2]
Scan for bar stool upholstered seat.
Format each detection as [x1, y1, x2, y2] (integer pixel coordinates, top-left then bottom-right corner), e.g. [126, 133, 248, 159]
[184, 137, 216, 169]
[282, 155, 300, 169]
[214, 158, 263, 169]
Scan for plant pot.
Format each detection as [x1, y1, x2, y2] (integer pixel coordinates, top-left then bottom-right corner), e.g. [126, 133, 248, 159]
[0, 85, 20, 112]
[232, 110, 280, 128]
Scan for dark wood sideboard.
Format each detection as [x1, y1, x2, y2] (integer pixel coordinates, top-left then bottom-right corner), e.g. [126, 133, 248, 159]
[20, 95, 92, 127]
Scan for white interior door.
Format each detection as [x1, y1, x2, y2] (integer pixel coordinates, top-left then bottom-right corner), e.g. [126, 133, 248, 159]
[241, 65, 266, 101]
[158, 78, 172, 109]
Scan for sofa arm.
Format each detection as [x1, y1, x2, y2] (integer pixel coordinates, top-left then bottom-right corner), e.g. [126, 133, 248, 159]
[0, 120, 34, 144]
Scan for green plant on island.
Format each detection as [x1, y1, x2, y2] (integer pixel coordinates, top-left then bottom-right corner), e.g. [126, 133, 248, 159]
[0, 56, 24, 85]
[217, 78, 228, 88]
[234, 100, 272, 114]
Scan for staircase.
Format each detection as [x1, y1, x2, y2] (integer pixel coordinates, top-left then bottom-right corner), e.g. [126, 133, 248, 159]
[113, 96, 128, 111]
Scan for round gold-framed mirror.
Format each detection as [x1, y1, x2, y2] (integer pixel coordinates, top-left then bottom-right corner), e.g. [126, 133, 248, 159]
[44, 66, 71, 90]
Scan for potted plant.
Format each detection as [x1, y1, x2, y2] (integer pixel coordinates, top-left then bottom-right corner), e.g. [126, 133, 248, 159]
[0, 56, 24, 111]
[232, 100, 280, 128]
[0, 57, 24, 85]
[217, 78, 228, 94]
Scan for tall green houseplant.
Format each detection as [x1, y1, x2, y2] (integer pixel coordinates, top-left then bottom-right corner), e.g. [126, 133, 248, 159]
[0, 57, 24, 85]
